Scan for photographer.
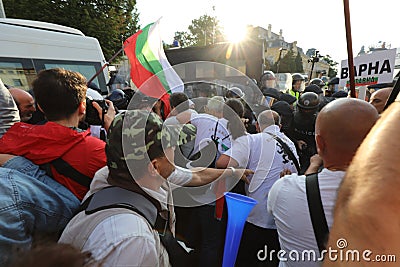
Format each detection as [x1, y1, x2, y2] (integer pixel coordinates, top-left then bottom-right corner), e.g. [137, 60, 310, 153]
[0, 68, 115, 200]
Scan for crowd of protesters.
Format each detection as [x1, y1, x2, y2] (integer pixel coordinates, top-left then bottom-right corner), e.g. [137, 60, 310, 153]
[0, 67, 397, 267]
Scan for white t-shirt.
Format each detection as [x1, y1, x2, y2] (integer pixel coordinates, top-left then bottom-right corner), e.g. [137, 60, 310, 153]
[224, 125, 298, 229]
[189, 113, 231, 159]
[267, 168, 345, 267]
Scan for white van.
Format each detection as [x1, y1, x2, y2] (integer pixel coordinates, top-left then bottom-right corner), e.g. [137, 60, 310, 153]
[0, 18, 109, 93]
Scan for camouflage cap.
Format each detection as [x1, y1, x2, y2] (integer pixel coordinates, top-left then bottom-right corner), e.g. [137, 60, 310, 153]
[106, 110, 196, 170]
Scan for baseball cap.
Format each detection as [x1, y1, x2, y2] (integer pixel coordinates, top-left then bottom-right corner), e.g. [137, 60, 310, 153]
[106, 110, 195, 171]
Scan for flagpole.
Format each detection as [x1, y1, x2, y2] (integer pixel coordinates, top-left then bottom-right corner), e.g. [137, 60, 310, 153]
[383, 78, 400, 111]
[343, 0, 356, 98]
[86, 46, 126, 86]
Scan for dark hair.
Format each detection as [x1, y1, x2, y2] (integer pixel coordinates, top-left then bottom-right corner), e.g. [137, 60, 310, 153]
[32, 68, 87, 121]
[170, 92, 189, 113]
[224, 99, 246, 139]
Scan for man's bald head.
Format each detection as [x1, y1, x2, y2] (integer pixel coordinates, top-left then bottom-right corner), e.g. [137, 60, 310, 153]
[369, 87, 392, 114]
[315, 98, 379, 169]
[258, 110, 280, 131]
[9, 88, 36, 122]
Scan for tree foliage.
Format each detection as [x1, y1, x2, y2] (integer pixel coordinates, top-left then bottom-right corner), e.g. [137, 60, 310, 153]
[306, 48, 317, 58]
[322, 55, 338, 77]
[3, 0, 140, 60]
[273, 49, 303, 73]
[173, 31, 195, 48]
[295, 52, 304, 73]
[176, 14, 224, 47]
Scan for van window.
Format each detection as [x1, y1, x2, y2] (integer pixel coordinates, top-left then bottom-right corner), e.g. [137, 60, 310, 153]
[0, 58, 36, 91]
[0, 57, 106, 92]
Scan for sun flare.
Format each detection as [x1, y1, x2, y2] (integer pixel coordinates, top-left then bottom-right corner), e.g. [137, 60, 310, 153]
[223, 23, 248, 43]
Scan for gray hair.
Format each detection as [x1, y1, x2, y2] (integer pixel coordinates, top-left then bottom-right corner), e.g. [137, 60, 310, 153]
[206, 96, 225, 113]
[258, 110, 281, 130]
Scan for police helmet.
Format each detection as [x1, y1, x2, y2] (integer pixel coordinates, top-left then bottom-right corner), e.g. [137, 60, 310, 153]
[107, 89, 128, 110]
[260, 71, 276, 84]
[292, 73, 305, 83]
[226, 87, 245, 99]
[297, 92, 320, 110]
[310, 78, 325, 88]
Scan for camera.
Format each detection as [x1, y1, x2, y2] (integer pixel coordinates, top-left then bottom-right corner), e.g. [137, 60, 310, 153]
[85, 97, 108, 125]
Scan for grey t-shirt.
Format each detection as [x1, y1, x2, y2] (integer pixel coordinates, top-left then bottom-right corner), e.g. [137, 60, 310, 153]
[0, 79, 20, 138]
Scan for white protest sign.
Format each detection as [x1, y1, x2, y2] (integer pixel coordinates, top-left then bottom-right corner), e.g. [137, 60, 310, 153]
[339, 49, 396, 89]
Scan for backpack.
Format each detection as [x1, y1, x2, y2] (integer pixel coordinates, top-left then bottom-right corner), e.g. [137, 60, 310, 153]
[77, 186, 194, 267]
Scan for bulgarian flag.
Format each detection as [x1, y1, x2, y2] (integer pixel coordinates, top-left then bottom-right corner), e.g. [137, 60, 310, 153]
[123, 19, 184, 118]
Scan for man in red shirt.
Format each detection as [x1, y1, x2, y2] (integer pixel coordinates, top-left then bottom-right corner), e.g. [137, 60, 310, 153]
[0, 68, 115, 200]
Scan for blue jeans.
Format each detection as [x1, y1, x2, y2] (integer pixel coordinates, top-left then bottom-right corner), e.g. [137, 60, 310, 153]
[0, 156, 80, 265]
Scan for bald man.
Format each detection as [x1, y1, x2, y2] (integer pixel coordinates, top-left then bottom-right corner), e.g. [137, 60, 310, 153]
[369, 87, 392, 114]
[267, 98, 379, 267]
[324, 97, 400, 266]
[9, 88, 36, 122]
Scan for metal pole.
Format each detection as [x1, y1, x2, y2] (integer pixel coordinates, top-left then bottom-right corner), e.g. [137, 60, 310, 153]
[343, 0, 356, 98]
[309, 60, 315, 82]
[383, 79, 400, 111]
[86, 46, 125, 86]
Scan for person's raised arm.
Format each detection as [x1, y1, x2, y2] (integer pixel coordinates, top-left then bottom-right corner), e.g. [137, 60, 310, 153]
[186, 167, 252, 187]
[176, 109, 194, 124]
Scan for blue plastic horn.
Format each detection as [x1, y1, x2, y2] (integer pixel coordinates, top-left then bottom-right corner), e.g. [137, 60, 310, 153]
[222, 192, 258, 267]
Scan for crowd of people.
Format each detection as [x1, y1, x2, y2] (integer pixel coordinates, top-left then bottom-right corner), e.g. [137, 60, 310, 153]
[0, 68, 397, 266]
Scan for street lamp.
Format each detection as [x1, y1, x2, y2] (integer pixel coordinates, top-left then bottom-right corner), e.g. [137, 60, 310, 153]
[308, 50, 322, 81]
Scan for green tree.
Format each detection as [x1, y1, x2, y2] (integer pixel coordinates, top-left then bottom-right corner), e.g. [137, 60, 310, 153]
[274, 49, 296, 73]
[295, 52, 304, 73]
[173, 31, 195, 48]
[3, 0, 139, 60]
[187, 14, 223, 46]
[322, 55, 338, 77]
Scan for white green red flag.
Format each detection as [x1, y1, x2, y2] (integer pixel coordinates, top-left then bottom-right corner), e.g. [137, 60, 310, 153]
[123, 19, 184, 117]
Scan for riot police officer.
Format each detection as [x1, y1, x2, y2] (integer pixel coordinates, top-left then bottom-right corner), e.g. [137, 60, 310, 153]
[259, 70, 277, 89]
[309, 78, 326, 89]
[290, 92, 320, 174]
[287, 73, 305, 100]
